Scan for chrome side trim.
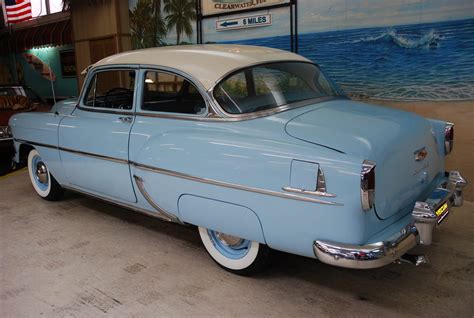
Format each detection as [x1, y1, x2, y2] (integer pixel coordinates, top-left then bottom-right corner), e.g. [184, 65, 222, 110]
[132, 161, 342, 206]
[282, 186, 336, 198]
[15, 139, 129, 164]
[59, 146, 129, 164]
[14, 139, 57, 150]
[61, 184, 180, 223]
[16, 140, 342, 205]
[133, 175, 182, 223]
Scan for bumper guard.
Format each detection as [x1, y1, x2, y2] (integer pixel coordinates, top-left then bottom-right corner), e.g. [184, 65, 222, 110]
[313, 171, 467, 269]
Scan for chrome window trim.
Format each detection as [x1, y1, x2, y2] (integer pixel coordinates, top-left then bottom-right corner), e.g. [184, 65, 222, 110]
[75, 61, 347, 122]
[208, 60, 347, 120]
[137, 65, 221, 119]
[75, 105, 134, 116]
[135, 111, 222, 121]
[77, 65, 140, 115]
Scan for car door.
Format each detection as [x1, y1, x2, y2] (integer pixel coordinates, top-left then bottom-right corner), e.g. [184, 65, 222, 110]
[59, 67, 137, 203]
[129, 68, 209, 214]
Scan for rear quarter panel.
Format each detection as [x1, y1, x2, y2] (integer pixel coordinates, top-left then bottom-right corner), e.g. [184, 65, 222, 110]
[130, 111, 367, 258]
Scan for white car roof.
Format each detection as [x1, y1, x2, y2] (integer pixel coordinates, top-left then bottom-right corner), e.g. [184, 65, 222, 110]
[92, 44, 311, 90]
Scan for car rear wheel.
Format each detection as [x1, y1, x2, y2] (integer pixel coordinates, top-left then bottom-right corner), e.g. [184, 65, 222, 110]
[198, 226, 270, 275]
[27, 149, 63, 201]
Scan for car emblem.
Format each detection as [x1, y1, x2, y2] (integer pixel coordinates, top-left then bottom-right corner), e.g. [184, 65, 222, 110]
[414, 147, 428, 161]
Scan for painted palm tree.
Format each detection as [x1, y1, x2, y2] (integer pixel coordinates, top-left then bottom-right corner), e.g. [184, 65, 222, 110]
[163, 0, 196, 45]
[130, 0, 166, 49]
[151, 0, 167, 47]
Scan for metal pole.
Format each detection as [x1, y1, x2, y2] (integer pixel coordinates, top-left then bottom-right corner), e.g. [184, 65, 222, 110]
[290, 1, 294, 52]
[45, 0, 51, 15]
[198, 1, 203, 44]
[294, 0, 298, 53]
[48, 60, 56, 104]
[195, 0, 200, 44]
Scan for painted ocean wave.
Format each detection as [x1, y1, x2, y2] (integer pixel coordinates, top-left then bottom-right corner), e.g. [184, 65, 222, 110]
[329, 29, 443, 49]
[224, 19, 474, 101]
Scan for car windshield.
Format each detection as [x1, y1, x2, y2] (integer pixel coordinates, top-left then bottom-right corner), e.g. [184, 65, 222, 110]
[213, 62, 343, 115]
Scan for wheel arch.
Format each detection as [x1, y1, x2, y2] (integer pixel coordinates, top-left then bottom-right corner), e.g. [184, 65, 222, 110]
[18, 143, 34, 163]
[178, 194, 267, 244]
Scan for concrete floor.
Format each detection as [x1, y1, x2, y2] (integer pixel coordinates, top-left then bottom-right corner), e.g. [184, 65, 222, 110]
[1, 171, 473, 317]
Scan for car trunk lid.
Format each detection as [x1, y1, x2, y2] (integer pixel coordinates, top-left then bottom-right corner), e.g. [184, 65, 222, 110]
[285, 99, 444, 219]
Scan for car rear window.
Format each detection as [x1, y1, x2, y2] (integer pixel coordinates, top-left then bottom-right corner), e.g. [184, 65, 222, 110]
[214, 62, 343, 115]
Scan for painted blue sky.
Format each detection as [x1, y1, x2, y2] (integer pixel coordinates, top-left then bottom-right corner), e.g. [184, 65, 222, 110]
[204, 0, 474, 42]
[129, 0, 474, 43]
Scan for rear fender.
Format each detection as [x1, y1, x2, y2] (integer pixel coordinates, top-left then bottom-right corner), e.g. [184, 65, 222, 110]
[178, 194, 266, 243]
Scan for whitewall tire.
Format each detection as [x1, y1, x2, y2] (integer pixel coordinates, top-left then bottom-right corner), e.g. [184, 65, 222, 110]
[198, 226, 270, 275]
[27, 149, 63, 201]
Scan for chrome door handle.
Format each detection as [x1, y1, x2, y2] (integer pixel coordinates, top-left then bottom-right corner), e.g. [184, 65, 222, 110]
[118, 116, 133, 123]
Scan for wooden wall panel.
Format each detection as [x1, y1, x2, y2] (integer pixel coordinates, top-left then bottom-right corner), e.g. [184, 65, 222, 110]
[71, 1, 131, 90]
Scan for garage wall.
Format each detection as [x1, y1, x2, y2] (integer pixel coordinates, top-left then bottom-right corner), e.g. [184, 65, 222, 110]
[71, 0, 132, 88]
[15, 45, 78, 100]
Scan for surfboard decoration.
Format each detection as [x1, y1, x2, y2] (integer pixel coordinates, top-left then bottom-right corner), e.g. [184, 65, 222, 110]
[22, 53, 56, 82]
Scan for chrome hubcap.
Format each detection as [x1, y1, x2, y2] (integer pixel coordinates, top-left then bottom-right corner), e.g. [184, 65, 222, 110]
[215, 232, 244, 247]
[35, 161, 48, 184]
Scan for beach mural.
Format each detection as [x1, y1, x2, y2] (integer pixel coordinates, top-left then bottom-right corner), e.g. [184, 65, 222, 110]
[226, 19, 474, 101]
[128, 0, 474, 101]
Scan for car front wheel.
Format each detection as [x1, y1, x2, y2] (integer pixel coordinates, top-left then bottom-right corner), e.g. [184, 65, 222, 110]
[27, 149, 63, 201]
[198, 226, 270, 275]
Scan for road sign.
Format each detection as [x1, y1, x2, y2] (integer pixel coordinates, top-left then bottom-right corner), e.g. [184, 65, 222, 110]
[203, 0, 288, 17]
[216, 14, 272, 31]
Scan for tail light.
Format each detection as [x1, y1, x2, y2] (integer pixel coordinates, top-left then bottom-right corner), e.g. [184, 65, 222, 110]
[444, 123, 454, 154]
[361, 160, 376, 211]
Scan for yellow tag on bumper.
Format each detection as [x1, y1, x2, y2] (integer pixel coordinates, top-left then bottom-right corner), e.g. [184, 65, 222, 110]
[436, 202, 448, 217]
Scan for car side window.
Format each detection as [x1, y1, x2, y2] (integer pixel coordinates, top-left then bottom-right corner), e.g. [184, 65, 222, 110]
[84, 70, 135, 110]
[142, 71, 206, 115]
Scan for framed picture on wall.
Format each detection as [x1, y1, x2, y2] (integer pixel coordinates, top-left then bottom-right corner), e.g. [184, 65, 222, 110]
[59, 50, 76, 77]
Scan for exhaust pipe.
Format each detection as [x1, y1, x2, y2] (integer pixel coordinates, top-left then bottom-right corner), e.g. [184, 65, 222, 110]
[397, 253, 429, 266]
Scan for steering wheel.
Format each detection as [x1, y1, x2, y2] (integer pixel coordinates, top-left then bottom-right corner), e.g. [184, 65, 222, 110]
[104, 87, 133, 109]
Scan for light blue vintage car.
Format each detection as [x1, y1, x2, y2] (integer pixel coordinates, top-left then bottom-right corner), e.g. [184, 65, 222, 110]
[9, 45, 467, 274]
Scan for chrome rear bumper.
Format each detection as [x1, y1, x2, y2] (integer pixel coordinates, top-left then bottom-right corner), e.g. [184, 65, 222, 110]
[313, 170, 467, 269]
